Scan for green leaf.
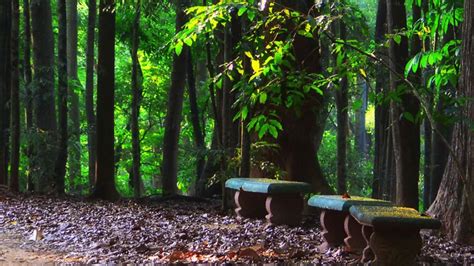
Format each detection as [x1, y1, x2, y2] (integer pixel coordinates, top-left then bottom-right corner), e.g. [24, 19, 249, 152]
[403, 112, 415, 123]
[258, 124, 269, 139]
[393, 35, 401, 45]
[238, 7, 248, 17]
[259, 92, 268, 104]
[175, 41, 183, 56]
[251, 59, 261, 73]
[268, 126, 278, 139]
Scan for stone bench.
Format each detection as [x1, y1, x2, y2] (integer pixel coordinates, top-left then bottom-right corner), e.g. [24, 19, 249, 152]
[307, 195, 392, 252]
[225, 178, 312, 226]
[349, 205, 441, 265]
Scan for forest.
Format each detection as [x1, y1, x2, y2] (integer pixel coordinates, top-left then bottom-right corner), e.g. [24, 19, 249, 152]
[0, 0, 473, 263]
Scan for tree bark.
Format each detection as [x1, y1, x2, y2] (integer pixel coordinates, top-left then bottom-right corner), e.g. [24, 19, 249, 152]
[0, 1, 11, 186]
[85, 0, 97, 188]
[372, 0, 395, 200]
[162, 0, 188, 196]
[54, 0, 68, 195]
[30, 0, 58, 193]
[93, 0, 119, 200]
[335, 21, 348, 194]
[271, 0, 331, 193]
[66, 0, 81, 189]
[427, 0, 474, 244]
[23, 0, 34, 192]
[387, 0, 420, 209]
[131, 0, 142, 198]
[187, 50, 206, 185]
[10, 0, 20, 192]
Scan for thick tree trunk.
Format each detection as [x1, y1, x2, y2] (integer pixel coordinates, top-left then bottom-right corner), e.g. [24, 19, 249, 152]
[55, 0, 68, 195]
[187, 50, 206, 185]
[93, 0, 119, 200]
[0, 2, 11, 186]
[23, 0, 34, 191]
[161, 0, 188, 196]
[428, 0, 474, 244]
[131, 0, 142, 198]
[387, 0, 420, 209]
[271, 0, 331, 193]
[66, 0, 81, 189]
[30, 0, 58, 193]
[85, 0, 97, 188]
[10, 0, 20, 192]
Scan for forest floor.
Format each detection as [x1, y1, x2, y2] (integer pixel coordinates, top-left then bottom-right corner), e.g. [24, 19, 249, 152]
[1, 192, 473, 264]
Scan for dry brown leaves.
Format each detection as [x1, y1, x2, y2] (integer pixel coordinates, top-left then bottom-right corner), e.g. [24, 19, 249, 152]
[0, 194, 472, 264]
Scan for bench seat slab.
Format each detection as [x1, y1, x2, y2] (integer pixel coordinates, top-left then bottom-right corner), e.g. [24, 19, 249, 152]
[225, 178, 312, 194]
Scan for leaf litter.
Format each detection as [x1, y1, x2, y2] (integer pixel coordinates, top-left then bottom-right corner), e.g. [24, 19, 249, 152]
[0, 193, 473, 264]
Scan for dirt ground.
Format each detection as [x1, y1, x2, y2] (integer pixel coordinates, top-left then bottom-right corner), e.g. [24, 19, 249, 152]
[1, 194, 473, 264]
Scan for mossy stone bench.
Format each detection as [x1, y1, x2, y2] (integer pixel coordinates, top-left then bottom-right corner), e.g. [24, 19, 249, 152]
[225, 178, 312, 226]
[308, 195, 392, 252]
[349, 205, 441, 265]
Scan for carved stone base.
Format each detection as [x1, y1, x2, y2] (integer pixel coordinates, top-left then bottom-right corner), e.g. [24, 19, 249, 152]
[344, 214, 366, 253]
[265, 193, 304, 226]
[361, 225, 374, 262]
[320, 210, 347, 249]
[369, 227, 422, 266]
[234, 190, 267, 219]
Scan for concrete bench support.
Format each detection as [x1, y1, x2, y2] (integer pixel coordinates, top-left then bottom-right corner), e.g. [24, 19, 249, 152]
[234, 190, 267, 219]
[308, 195, 392, 252]
[350, 205, 441, 265]
[226, 178, 312, 226]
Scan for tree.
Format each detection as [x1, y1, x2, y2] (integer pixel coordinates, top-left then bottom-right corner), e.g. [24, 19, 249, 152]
[187, 50, 206, 186]
[86, 0, 97, 188]
[93, 0, 119, 200]
[30, 0, 58, 193]
[161, 0, 189, 196]
[131, 0, 143, 198]
[387, 0, 420, 209]
[427, 0, 474, 244]
[54, 0, 68, 195]
[23, 0, 34, 191]
[0, 1, 11, 186]
[66, 0, 82, 188]
[10, 0, 20, 192]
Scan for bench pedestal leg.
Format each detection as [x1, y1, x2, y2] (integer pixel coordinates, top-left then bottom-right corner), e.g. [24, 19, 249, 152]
[265, 193, 303, 226]
[369, 227, 422, 266]
[319, 210, 346, 250]
[361, 225, 374, 262]
[343, 215, 366, 252]
[234, 190, 267, 219]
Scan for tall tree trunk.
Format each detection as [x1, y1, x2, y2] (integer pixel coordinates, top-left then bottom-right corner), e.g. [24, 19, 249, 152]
[131, 0, 142, 198]
[387, 0, 420, 209]
[93, 0, 119, 200]
[55, 0, 68, 195]
[428, 0, 474, 244]
[0, 1, 11, 186]
[66, 0, 81, 189]
[261, 0, 331, 193]
[23, 0, 34, 192]
[10, 0, 20, 192]
[372, 0, 394, 200]
[187, 50, 206, 185]
[335, 21, 348, 194]
[162, 0, 188, 196]
[430, 28, 456, 205]
[30, 0, 58, 193]
[355, 80, 368, 155]
[85, 0, 97, 188]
